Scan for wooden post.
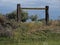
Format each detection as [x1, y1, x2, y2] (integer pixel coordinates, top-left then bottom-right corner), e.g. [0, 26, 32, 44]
[45, 6, 49, 25]
[17, 4, 21, 22]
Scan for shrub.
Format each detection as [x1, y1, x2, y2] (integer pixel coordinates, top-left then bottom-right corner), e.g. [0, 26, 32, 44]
[0, 24, 13, 38]
[6, 11, 28, 22]
[30, 15, 38, 21]
[0, 15, 6, 24]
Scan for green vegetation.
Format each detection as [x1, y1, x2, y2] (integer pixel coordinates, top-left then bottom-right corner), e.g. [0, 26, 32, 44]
[21, 11, 28, 22]
[0, 11, 60, 45]
[30, 15, 38, 21]
[6, 11, 28, 22]
[0, 22, 60, 45]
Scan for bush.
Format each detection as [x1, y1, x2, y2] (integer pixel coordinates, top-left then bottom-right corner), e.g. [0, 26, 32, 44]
[0, 24, 13, 38]
[30, 15, 38, 21]
[6, 11, 28, 22]
[0, 15, 6, 24]
[6, 11, 16, 20]
[21, 11, 28, 22]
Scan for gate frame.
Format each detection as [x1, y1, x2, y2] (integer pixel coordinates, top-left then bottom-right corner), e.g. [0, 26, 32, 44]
[17, 4, 49, 25]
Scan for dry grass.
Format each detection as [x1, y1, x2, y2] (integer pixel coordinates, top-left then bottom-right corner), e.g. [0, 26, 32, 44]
[19, 20, 60, 33]
[0, 20, 60, 45]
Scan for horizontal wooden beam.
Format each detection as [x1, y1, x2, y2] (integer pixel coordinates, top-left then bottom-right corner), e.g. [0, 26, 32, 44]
[21, 8, 45, 10]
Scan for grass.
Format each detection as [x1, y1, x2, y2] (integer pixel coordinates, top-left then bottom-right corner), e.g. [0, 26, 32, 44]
[0, 21, 60, 45]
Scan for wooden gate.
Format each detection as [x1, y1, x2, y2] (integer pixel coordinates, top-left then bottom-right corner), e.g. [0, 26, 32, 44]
[17, 4, 49, 25]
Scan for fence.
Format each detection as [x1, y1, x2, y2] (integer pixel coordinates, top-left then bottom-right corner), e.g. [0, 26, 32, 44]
[17, 4, 49, 25]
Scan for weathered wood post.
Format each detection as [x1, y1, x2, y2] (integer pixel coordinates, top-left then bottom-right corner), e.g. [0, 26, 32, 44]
[17, 4, 21, 22]
[45, 6, 49, 25]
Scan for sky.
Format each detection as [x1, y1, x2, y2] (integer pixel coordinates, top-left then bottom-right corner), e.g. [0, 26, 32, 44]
[0, 0, 60, 20]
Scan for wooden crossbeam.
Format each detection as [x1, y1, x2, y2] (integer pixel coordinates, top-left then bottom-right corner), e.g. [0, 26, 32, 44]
[17, 4, 49, 25]
[22, 8, 45, 10]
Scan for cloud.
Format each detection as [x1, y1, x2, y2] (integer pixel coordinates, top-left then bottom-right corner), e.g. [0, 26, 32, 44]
[0, 0, 60, 20]
[0, 0, 60, 7]
[21, 0, 60, 8]
[0, 0, 60, 14]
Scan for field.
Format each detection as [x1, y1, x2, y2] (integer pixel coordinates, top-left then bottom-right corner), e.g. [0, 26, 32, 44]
[0, 21, 60, 45]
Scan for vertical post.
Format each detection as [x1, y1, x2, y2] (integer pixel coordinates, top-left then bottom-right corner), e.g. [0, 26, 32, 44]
[45, 6, 49, 25]
[17, 4, 21, 22]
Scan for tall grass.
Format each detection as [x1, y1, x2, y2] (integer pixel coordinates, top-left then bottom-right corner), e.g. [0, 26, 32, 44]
[0, 22, 60, 45]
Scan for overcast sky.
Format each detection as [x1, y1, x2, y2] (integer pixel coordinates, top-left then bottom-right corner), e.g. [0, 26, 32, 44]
[0, 0, 60, 20]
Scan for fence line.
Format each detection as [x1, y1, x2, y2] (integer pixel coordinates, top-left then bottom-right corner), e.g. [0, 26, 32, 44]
[17, 4, 49, 25]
